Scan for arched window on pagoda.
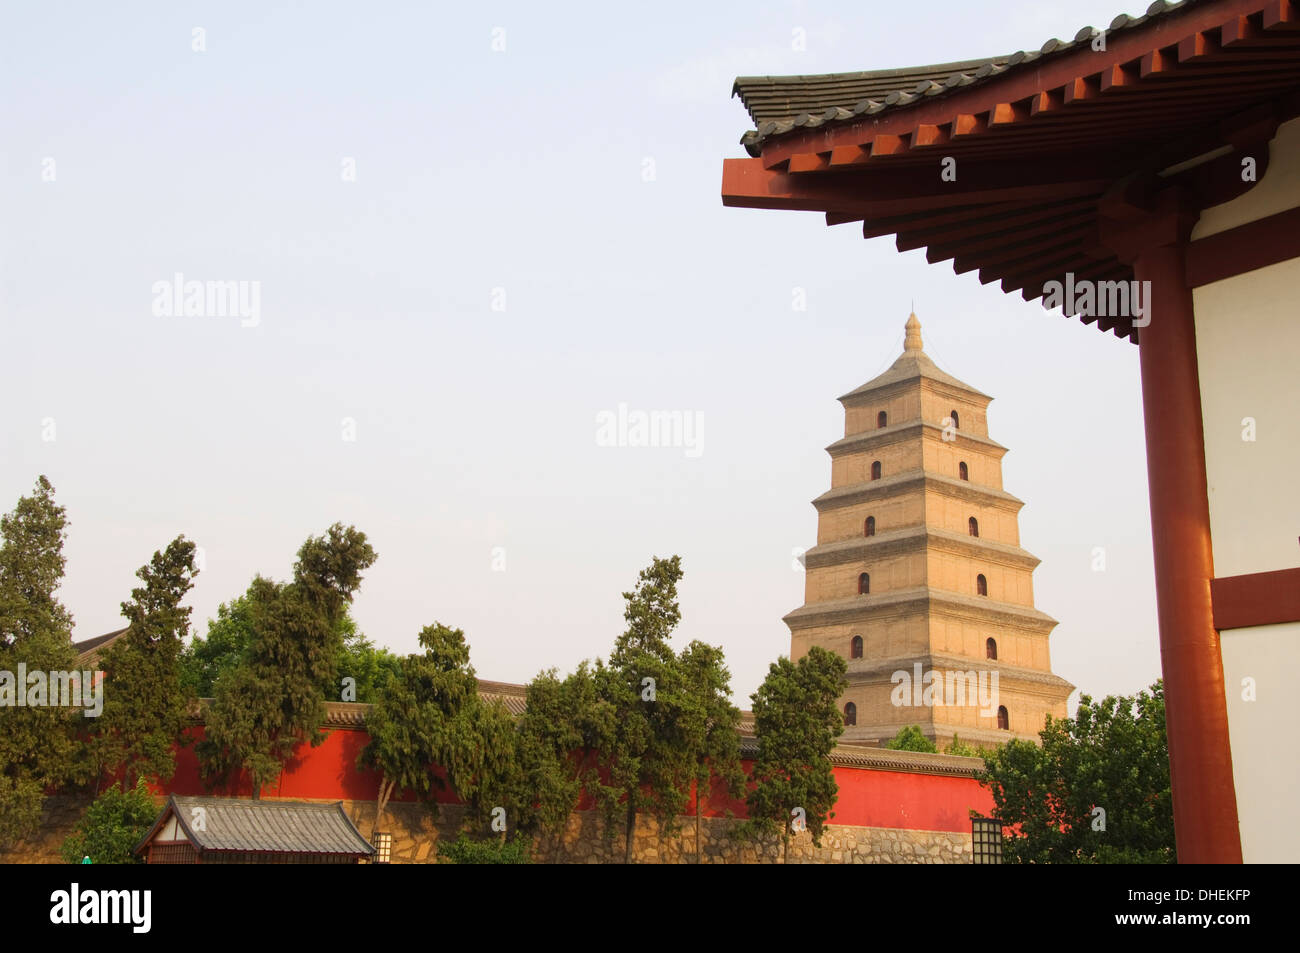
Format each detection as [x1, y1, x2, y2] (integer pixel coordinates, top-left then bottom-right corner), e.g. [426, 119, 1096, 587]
[871, 461, 882, 480]
[850, 636, 863, 659]
[959, 461, 969, 481]
[969, 516, 979, 537]
[844, 702, 857, 726]
[949, 409, 960, 429]
[865, 516, 876, 537]
[976, 574, 988, 596]
[997, 706, 1009, 731]
[986, 637, 997, 660]
[858, 573, 870, 595]
[877, 411, 888, 428]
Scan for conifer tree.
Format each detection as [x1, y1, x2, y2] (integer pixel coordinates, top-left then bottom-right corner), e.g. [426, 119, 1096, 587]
[744, 647, 847, 863]
[678, 639, 743, 864]
[181, 589, 397, 702]
[595, 555, 697, 864]
[198, 523, 375, 796]
[92, 535, 199, 788]
[359, 622, 513, 837]
[514, 663, 613, 861]
[0, 476, 83, 846]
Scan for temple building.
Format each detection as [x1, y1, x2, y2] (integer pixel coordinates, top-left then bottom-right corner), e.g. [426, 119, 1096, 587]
[787, 314, 1073, 748]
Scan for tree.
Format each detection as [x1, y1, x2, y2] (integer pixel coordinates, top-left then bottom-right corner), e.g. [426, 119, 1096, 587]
[59, 780, 158, 864]
[677, 640, 743, 864]
[179, 595, 255, 698]
[513, 663, 613, 861]
[944, 734, 990, 758]
[182, 591, 397, 702]
[358, 622, 512, 836]
[743, 647, 847, 863]
[886, 724, 938, 753]
[197, 524, 376, 797]
[0, 476, 83, 846]
[444, 696, 520, 835]
[594, 555, 697, 864]
[437, 832, 532, 864]
[92, 536, 199, 788]
[334, 623, 402, 703]
[979, 680, 1174, 864]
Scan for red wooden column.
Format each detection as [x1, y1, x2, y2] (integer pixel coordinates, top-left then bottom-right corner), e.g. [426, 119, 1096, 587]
[1116, 191, 1242, 863]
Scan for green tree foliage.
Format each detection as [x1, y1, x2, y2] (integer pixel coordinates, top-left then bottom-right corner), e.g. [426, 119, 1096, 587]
[445, 696, 520, 832]
[359, 622, 514, 835]
[197, 524, 376, 797]
[182, 591, 397, 702]
[334, 622, 402, 703]
[979, 680, 1174, 864]
[59, 780, 158, 864]
[743, 647, 847, 863]
[944, 734, 991, 758]
[437, 832, 532, 864]
[178, 595, 254, 698]
[92, 536, 199, 788]
[513, 663, 613, 861]
[678, 640, 743, 864]
[592, 555, 700, 864]
[886, 724, 938, 753]
[0, 476, 83, 846]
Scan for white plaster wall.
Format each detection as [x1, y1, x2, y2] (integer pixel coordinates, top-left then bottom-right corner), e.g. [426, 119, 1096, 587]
[1219, 622, 1300, 863]
[1192, 116, 1300, 239]
[1193, 257, 1300, 578]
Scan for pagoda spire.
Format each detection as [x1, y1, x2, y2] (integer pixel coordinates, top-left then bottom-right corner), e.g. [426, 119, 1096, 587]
[903, 312, 923, 352]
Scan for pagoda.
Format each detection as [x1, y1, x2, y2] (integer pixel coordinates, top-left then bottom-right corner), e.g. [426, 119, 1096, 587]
[785, 313, 1074, 748]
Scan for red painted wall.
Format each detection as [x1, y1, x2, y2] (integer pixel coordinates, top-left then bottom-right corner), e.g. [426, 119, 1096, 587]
[159, 726, 990, 833]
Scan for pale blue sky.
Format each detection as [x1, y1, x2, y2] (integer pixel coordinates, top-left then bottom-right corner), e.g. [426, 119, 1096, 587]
[1, 0, 1162, 708]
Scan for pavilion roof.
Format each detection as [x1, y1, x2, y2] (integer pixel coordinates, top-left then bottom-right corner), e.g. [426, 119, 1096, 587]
[721, 0, 1300, 343]
[72, 626, 129, 666]
[733, 1, 1208, 153]
[135, 796, 375, 857]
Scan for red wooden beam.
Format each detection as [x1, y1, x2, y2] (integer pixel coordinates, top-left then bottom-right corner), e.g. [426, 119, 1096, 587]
[1211, 568, 1300, 629]
[1263, 0, 1300, 29]
[722, 156, 1112, 217]
[951, 113, 987, 137]
[789, 152, 830, 173]
[1185, 204, 1300, 286]
[870, 200, 1021, 240]
[911, 123, 950, 148]
[895, 198, 1093, 251]
[829, 144, 869, 167]
[870, 133, 909, 157]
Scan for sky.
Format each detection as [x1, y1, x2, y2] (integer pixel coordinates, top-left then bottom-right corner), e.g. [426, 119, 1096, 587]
[0, 0, 1164, 711]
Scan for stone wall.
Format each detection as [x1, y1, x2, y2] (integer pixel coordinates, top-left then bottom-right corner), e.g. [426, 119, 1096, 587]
[341, 799, 971, 864]
[0, 794, 94, 864]
[3, 794, 972, 864]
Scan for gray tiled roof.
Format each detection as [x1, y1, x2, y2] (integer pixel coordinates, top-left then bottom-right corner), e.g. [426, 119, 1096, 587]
[72, 626, 129, 665]
[735, 57, 1008, 129]
[733, 0, 1202, 154]
[477, 679, 529, 716]
[164, 796, 375, 855]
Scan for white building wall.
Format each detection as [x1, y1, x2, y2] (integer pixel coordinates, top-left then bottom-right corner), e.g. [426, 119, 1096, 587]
[1193, 258, 1300, 578]
[1218, 622, 1300, 864]
[1190, 116, 1300, 863]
